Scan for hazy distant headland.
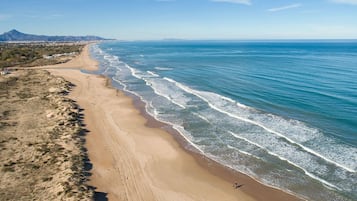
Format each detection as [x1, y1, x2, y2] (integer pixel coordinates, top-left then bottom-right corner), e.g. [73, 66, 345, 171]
[0, 29, 111, 42]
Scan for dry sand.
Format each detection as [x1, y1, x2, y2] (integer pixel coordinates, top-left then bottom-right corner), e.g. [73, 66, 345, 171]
[48, 44, 303, 201]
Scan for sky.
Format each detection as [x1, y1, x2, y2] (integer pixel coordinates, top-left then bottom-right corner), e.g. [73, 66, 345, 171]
[0, 0, 357, 40]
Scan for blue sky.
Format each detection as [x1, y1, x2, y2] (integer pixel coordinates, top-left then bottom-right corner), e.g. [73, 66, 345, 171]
[0, 0, 357, 40]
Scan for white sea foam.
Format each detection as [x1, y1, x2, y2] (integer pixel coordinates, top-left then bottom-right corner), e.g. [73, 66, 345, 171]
[172, 125, 205, 153]
[127, 67, 188, 109]
[98, 48, 189, 110]
[102, 52, 121, 69]
[138, 102, 205, 153]
[309, 137, 357, 171]
[147, 71, 159, 77]
[127, 65, 143, 80]
[112, 71, 145, 103]
[236, 102, 248, 109]
[148, 80, 187, 109]
[163, 77, 355, 173]
[148, 101, 159, 116]
[193, 112, 210, 123]
[150, 83, 185, 109]
[155, 67, 173, 71]
[165, 76, 343, 178]
[91, 44, 104, 55]
[164, 77, 247, 108]
[226, 144, 260, 159]
[229, 131, 341, 190]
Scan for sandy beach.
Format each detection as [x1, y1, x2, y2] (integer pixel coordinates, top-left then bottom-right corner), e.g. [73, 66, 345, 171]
[48, 44, 302, 201]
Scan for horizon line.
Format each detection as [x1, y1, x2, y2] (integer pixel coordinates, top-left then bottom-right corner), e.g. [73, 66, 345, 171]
[112, 38, 357, 42]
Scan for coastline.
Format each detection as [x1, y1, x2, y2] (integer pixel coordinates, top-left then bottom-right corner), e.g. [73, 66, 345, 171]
[130, 93, 304, 201]
[48, 43, 303, 201]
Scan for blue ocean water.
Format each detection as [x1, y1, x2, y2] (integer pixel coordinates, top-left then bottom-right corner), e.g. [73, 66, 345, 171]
[91, 40, 357, 201]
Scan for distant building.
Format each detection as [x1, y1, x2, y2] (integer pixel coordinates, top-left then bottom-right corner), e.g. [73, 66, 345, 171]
[43, 52, 77, 59]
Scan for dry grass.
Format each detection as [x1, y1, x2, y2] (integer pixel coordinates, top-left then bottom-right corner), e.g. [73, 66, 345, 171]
[0, 43, 84, 69]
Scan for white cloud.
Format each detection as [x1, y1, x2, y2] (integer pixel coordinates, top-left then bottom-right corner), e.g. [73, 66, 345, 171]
[331, 0, 357, 5]
[267, 3, 301, 12]
[211, 0, 251, 5]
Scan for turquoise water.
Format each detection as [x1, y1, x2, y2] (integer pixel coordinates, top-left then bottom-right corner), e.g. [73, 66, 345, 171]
[91, 41, 357, 201]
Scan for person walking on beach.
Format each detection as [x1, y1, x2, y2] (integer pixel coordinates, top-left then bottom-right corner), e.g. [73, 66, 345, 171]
[233, 182, 244, 189]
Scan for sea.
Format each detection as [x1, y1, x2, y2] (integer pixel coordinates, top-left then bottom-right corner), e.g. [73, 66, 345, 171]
[89, 40, 357, 201]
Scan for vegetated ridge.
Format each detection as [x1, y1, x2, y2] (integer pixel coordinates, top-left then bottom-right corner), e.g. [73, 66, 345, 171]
[0, 29, 110, 42]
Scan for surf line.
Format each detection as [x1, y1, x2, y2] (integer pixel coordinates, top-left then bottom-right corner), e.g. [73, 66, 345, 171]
[229, 131, 341, 190]
[208, 98, 354, 173]
[164, 77, 355, 173]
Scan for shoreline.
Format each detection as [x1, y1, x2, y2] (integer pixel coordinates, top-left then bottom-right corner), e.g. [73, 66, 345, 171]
[48, 43, 303, 201]
[126, 82, 304, 201]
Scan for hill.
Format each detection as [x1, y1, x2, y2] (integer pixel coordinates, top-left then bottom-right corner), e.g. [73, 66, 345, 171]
[0, 29, 109, 42]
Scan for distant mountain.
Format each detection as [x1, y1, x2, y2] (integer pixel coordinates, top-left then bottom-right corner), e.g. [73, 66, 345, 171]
[0, 29, 110, 42]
